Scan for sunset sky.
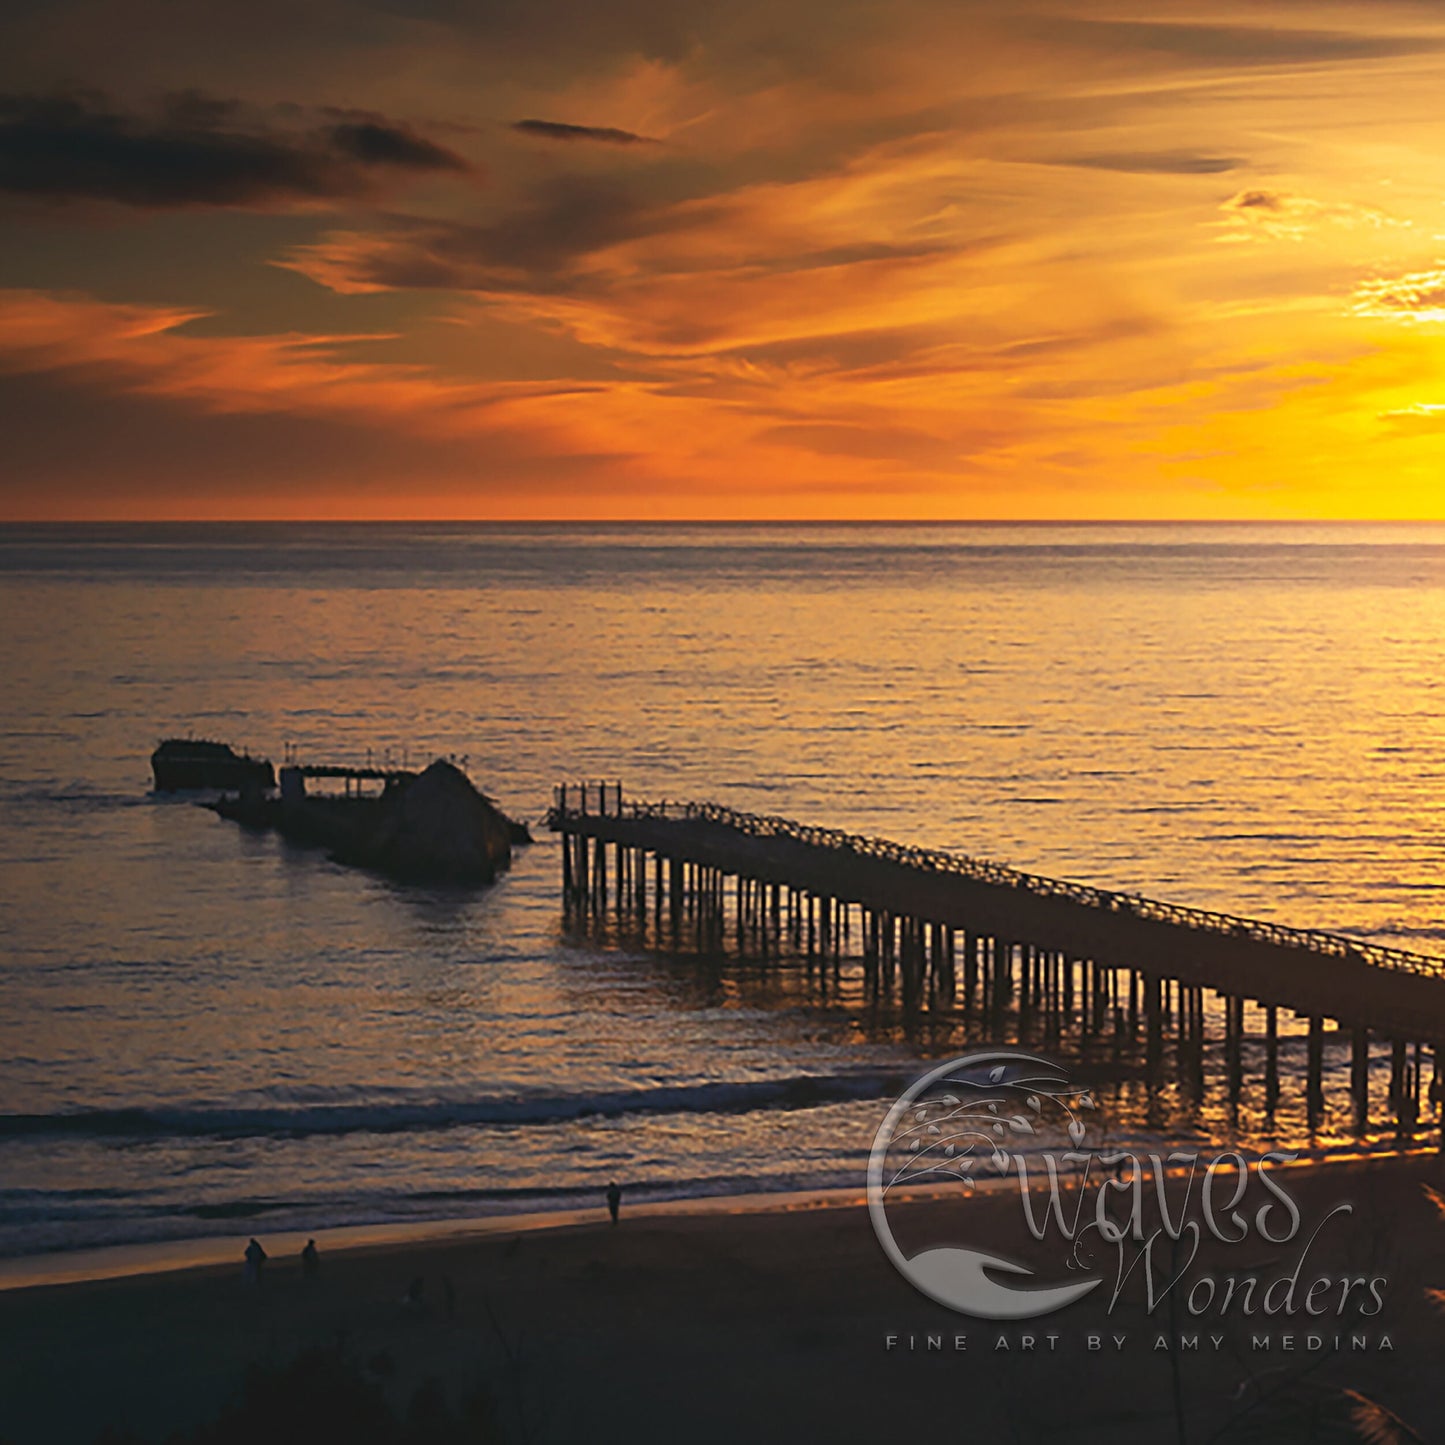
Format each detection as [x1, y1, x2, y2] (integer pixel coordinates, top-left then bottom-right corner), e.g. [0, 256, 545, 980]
[6, 1, 1445, 518]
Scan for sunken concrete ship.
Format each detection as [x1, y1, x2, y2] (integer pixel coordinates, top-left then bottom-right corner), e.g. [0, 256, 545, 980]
[151, 738, 276, 793]
[209, 756, 530, 884]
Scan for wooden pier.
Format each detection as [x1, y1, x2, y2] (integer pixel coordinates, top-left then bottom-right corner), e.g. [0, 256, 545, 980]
[550, 783, 1445, 1135]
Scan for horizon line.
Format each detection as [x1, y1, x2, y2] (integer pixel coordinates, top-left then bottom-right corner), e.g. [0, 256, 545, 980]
[7, 516, 1445, 527]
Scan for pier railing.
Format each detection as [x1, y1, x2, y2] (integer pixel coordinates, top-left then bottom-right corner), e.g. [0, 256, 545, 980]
[549, 791, 1445, 983]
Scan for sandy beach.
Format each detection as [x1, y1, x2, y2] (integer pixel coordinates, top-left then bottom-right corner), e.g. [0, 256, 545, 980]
[3, 1153, 1445, 1444]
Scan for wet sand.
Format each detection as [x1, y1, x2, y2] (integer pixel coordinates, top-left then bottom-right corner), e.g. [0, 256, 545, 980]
[3, 1155, 1445, 1444]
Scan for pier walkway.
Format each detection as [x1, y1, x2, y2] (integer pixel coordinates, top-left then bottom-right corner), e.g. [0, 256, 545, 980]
[550, 783, 1445, 1130]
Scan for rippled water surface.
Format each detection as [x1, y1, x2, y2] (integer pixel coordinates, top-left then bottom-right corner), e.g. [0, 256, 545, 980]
[4, 522, 1445, 1254]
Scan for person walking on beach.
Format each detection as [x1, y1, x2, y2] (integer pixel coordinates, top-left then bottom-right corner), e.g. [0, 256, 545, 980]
[606, 1181, 622, 1226]
[243, 1237, 267, 1288]
[301, 1238, 319, 1279]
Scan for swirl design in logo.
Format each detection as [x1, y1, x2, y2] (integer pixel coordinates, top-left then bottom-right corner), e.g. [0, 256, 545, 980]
[867, 1048, 1103, 1319]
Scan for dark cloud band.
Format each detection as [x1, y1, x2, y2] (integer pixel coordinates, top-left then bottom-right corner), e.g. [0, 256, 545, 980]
[1053, 151, 1243, 175]
[0, 91, 471, 209]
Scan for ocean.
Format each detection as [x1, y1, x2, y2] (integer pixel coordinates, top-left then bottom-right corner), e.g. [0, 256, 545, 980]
[4, 521, 1445, 1257]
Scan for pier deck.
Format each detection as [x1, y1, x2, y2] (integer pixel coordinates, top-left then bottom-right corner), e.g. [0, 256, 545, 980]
[550, 784, 1445, 1129]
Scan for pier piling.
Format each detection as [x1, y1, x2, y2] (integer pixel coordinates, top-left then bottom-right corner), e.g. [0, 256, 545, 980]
[550, 786, 1445, 1140]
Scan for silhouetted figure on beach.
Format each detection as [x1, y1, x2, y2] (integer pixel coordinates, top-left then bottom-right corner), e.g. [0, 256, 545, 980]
[606, 1181, 622, 1226]
[403, 1275, 426, 1312]
[301, 1238, 320, 1279]
[243, 1237, 267, 1288]
[442, 1274, 456, 1320]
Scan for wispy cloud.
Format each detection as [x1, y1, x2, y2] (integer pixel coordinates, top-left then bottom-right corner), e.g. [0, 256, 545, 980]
[1031, 16, 1445, 67]
[0, 288, 593, 430]
[1353, 267, 1445, 321]
[511, 118, 658, 146]
[1218, 188, 1404, 241]
[1051, 151, 1243, 176]
[1378, 402, 1445, 424]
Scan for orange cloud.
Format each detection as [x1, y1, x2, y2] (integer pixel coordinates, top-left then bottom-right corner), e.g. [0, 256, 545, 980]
[0, 288, 953, 513]
[0, 289, 612, 436]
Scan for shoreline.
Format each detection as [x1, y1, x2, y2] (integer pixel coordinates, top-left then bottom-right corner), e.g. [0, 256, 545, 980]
[5, 1144, 1436, 1295]
[0, 1183, 868, 1293]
